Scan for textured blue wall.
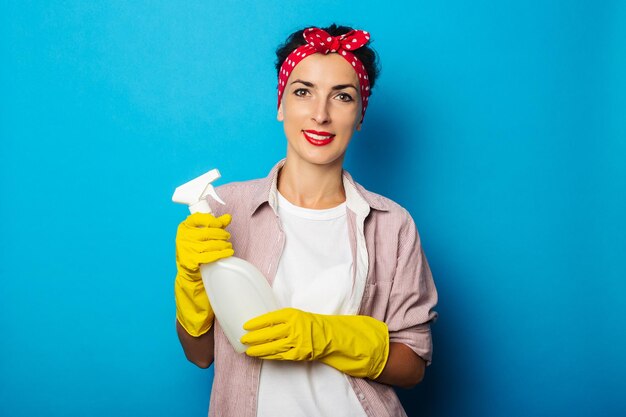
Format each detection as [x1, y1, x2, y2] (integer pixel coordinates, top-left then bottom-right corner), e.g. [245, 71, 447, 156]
[1, 1, 624, 416]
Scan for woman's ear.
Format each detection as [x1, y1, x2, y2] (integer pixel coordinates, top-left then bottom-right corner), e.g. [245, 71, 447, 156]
[277, 103, 284, 121]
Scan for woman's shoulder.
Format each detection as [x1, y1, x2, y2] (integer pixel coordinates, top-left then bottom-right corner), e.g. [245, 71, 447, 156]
[354, 183, 425, 251]
[352, 180, 414, 221]
[208, 177, 268, 216]
[215, 177, 266, 197]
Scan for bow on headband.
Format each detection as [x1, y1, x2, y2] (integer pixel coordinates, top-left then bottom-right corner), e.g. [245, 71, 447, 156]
[277, 27, 372, 121]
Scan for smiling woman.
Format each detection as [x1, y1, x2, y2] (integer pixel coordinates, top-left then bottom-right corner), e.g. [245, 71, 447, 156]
[173, 23, 438, 417]
[278, 53, 363, 174]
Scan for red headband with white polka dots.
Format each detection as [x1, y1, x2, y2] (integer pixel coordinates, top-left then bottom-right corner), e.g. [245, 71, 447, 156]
[277, 27, 372, 121]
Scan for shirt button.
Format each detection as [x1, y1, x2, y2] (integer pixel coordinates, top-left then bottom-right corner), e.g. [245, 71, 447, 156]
[358, 392, 365, 400]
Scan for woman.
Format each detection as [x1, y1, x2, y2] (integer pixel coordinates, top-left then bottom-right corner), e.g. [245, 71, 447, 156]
[174, 24, 438, 417]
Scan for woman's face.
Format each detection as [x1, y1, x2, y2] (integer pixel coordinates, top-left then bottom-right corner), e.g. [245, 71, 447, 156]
[278, 53, 362, 168]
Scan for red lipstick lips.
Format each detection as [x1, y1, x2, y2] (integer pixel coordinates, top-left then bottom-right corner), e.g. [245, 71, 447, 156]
[302, 130, 336, 146]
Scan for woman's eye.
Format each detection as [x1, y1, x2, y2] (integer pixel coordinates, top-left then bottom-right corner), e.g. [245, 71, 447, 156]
[336, 92, 354, 102]
[294, 88, 310, 97]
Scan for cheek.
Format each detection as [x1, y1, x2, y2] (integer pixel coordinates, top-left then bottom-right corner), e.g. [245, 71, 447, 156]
[282, 111, 304, 138]
[284, 98, 310, 115]
[283, 105, 310, 128]
[338, 109, 360, 130]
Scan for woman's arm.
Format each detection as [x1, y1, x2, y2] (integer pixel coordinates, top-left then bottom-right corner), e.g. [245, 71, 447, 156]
[374, 342, 425, 389]
[176, 319, 215, 368]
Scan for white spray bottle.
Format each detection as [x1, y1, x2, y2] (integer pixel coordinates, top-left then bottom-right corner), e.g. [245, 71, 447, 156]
[172, 169, 279, 353]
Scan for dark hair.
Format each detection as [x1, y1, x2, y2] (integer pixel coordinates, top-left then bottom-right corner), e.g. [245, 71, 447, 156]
[274, 23, 381, 94]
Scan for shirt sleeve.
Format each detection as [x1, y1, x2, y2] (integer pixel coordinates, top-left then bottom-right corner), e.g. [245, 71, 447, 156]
[385, 209, 438, 365]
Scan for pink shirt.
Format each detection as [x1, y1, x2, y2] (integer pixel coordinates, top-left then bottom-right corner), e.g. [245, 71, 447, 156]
[206, 160, 438, 417]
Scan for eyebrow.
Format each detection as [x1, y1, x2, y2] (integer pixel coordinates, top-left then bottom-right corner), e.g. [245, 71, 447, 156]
[290, 79, 358, 91]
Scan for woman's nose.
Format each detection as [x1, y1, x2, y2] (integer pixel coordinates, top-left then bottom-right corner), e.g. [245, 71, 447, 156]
[311, 99, 331, 125]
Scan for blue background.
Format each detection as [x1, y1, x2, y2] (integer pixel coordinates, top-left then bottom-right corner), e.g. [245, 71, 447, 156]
[1, 1, 625, 416]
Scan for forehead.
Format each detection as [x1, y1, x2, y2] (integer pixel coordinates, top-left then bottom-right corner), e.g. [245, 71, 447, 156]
[288, 53, 359, 86]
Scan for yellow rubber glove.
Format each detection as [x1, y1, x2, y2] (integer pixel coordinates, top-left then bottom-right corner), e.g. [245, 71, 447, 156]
[175, 212, 234, 337]
[240, 307, 390, 379]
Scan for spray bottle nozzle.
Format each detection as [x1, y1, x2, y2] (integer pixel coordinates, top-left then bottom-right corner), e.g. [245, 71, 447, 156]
[172, 168, 225, 214]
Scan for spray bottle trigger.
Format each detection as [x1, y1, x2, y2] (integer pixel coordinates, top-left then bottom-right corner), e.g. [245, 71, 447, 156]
[202, 185, 225, 206]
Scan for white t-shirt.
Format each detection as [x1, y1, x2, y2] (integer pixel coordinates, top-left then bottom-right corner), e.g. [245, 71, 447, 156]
[256, 192, 367, 417]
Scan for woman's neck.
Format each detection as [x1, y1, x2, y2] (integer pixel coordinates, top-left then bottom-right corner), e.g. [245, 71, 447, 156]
[277, 158, 346, 209]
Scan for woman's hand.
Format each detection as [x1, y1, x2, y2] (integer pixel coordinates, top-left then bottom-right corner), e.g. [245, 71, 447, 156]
[174, 212, 234, 337]
[240, 307, 389, 379]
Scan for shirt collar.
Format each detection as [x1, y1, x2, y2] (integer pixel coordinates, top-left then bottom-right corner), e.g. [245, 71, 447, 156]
[249, 159, 390, 216]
